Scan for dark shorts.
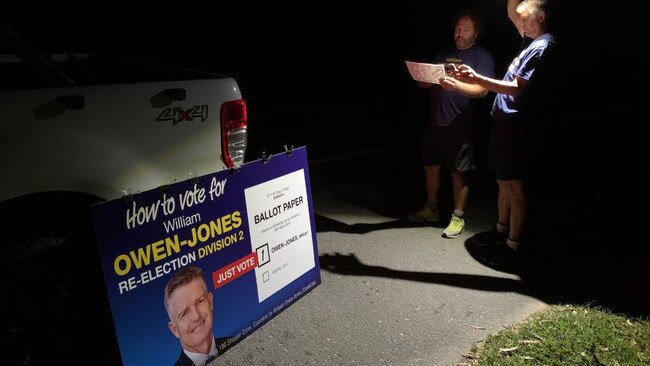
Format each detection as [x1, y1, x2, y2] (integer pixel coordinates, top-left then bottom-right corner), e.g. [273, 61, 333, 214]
[488, 115, 531, 180]
[421, 125, 474, 172]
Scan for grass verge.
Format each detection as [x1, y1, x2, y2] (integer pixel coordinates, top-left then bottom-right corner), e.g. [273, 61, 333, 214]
[462, 304, 650, 366]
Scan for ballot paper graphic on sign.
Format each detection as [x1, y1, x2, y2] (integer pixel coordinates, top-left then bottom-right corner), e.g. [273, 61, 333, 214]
[245, 169, 315, 302]
[405, 60, 446, 84]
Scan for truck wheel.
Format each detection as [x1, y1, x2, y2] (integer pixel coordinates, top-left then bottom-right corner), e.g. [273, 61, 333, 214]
[1, 192, 122, 365]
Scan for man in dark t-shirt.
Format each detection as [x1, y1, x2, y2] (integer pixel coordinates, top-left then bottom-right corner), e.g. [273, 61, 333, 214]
[409, 8, 495, 240]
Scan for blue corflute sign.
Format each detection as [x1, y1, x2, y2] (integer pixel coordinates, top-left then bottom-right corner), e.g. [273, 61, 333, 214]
[91, 147, 320, 366]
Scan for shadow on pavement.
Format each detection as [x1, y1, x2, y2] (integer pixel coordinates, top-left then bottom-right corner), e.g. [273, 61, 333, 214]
[313, 137, 650, 318]
[320, 252, 524, 292]
[462, 238, 650, 318]
[319, 235, 650, 319]
[314, 215, 447, 234]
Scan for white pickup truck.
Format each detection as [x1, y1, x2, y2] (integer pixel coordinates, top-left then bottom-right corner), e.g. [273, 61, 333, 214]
[0, 28, 248, 364]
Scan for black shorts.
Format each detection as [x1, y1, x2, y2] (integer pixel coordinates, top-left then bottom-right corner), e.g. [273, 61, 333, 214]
[420, 125, 474, 172]
[488, 115, 531, 180]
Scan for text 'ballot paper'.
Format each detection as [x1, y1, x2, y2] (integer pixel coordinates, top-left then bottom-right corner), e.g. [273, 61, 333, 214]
[405, 61, 446, 84]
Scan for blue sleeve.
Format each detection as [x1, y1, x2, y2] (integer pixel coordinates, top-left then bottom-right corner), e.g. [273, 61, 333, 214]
[516, 48, 543, 81]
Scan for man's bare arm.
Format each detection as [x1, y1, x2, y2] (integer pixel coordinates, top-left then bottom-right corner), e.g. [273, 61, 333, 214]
[508, 0, 525, 37]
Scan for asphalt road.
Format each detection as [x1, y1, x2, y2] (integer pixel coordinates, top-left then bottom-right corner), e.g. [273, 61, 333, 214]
[4, 141, 646, 366]
[211, 144, 650, 366]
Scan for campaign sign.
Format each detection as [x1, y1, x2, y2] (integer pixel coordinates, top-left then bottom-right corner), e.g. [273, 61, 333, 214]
[91, 146, 320, 366]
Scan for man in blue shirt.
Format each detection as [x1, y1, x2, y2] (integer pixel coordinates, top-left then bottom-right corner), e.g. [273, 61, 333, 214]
[450, 0, 557, 265]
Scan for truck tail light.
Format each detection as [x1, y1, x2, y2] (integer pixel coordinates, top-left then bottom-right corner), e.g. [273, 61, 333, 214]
[220, 99, 248, 168]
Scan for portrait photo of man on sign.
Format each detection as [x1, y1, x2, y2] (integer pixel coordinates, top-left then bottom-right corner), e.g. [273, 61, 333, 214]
[164, 265, 226, 366]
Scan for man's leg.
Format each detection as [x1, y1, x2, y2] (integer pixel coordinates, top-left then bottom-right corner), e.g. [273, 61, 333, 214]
[478, 179, 526, 265]
[424, 164, 441, 207]
[408, 165, 441, 222]
[441, 171, 468, 238]
[450, 170, 468, 213]
[502, 179, 526, 249]
[497, 179, 511, 235]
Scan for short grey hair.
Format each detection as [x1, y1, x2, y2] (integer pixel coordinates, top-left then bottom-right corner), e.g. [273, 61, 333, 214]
[518, 0, 550, 29]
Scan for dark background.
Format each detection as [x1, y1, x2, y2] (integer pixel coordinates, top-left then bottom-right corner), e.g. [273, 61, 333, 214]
[3, 1, 640, 111]
[2, 0, 646, 192]
[3, 0, 646, 220]
[2, 0, 646, 210]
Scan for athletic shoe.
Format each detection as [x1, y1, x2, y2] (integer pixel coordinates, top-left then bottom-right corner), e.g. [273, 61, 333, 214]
[441, 215, 465, 238]
[479, 241, 522, 266]
[468, 227, 507, 246]
[408, 206, 440, 222]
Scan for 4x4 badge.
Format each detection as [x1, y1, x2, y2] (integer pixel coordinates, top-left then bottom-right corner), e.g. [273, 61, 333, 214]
[156, 105, 208, 124]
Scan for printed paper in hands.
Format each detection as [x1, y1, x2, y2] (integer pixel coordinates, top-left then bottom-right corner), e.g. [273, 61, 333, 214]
[405, 61, 446, 84]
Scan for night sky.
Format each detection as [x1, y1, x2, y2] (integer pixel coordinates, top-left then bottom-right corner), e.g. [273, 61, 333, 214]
[2, 0, 645, 152]
[2, 1, 642, 110]
[3, 0, 645, 179]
